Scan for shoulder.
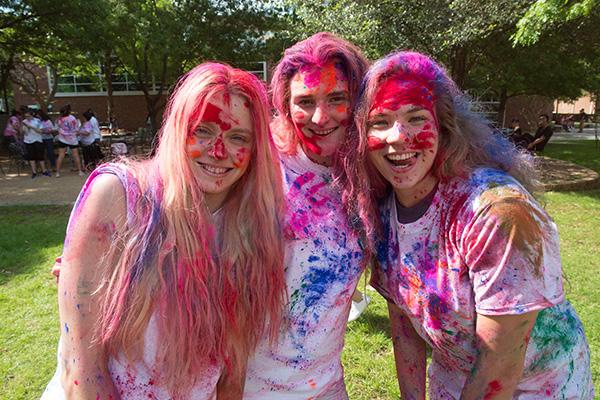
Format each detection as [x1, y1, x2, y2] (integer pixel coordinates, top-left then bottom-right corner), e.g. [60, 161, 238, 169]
[443, 168, 535, 221]
[75, 167, 128, 223]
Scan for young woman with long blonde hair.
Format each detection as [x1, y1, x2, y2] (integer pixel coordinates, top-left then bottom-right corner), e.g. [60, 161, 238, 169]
[42, 63, 287, 399]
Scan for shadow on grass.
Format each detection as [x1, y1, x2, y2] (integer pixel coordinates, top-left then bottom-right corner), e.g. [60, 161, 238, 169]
[0, 205, 70, 285]
[357, 310, 392, 339]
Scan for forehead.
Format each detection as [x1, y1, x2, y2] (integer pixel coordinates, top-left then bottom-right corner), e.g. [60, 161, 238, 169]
[289, 61, 349, 97]
[371, 76, 435, 113]
[202, 92, 253, 129]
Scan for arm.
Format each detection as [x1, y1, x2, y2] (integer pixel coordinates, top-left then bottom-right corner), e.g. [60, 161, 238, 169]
[460, 311, 537, 400]
[388, 301, 427, 400]
[216, 358, 247, 400]
[58, 174, 126, 399]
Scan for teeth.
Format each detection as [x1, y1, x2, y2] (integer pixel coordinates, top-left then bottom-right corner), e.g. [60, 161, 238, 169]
[200, 164, 229, 174]
[311, 127, 336, 136]
[386, 152, 417, 161]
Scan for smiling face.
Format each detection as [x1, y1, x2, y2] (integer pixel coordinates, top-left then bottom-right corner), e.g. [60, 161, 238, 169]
[187, 92, 253, 210]
[367, 78, 440, 207]
[289, 61, 350, 166]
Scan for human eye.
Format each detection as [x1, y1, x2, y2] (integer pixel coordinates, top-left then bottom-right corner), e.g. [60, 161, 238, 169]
[229, 132, 252, 144]
[408, 114, 428, 124]
[329, 94, 348, 104]
[368, 118, 390, 130]
[294, 97, 314, 107]
[194, 125, 214, 137]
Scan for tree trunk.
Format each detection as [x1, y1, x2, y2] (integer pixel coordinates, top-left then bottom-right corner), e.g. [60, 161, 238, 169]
[450, 45, 468, 89]
[498, 87, 508, 127]
[103, 49, 114, 124]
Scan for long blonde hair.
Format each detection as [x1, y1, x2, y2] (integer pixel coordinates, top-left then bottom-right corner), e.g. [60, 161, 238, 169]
[96, 63, 286, 395]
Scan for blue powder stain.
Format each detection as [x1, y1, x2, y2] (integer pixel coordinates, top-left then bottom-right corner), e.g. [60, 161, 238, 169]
[302, 267, 338, 309]
[308, 255, 320, 262]
[313, 238, 322, 247]
[64, 323, 69, 334]
[76, 304, 81, 310]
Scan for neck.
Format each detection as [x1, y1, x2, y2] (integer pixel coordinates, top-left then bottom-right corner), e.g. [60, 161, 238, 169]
[301, 143, 332, 166]
[394, 173, 439, 208]
[203, 192, 227, 213]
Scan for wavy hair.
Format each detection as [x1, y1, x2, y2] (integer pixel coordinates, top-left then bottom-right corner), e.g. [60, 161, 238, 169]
[96, 63, 286, 395]
[339, 51, 538, 246]
[270, 31, 369, 157]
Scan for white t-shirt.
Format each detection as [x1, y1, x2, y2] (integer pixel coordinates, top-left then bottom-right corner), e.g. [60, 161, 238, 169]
[22, 117, 43, 144]
[371, 168, 594, 399]
[78, 120, 96, 146]
[56, 115, 80, 145]
[41, 165, 223, 400]
[244, 149, 364, 399]
[90, 116, 102, 141]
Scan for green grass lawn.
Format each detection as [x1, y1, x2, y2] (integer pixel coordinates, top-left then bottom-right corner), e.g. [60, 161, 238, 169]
[1, 140, 598, 399]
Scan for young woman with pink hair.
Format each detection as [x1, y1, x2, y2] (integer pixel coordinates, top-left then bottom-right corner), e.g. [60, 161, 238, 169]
[41, 63, 287, 399]
[243, 32, 369, 399]
[341, 51, 593, 399]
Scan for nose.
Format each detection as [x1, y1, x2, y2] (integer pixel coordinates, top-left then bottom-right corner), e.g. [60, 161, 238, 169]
[210, 136, 227, 160]
[386, 121, 410, 144]
[311, 103, 330, 126]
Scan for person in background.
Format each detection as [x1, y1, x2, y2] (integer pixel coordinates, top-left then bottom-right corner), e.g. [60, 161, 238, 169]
[3, 109, 21, 148]
[41, 62, 287, 399]
[527, 113, 554, 153]
[508, 117, 533, 151]
[38, 110, 57, 170]
[578, 108, 588, 133]
[78, 110, 102, 171]
[55, 104, 85, 177]
[21, 108, 50, 178]
[343, 50, 593, 399]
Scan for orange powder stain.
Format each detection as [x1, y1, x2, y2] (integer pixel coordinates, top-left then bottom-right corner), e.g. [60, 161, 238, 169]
[188, 149, 201, 159]
[479, 190, 546, 276]
[186, 136, 197, 145]
[335, 104, 347, 114]
[308, 378, 317, 388]
[320, 62, 338, 94]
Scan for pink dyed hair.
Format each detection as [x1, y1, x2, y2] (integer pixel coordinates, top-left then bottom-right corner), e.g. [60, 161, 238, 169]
[97, 63, 286, 394]
[270, 32, 369, 155]
[338, 51, 537, 246]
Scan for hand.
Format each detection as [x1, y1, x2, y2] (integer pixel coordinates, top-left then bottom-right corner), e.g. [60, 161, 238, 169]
[51, 256, 62, 284]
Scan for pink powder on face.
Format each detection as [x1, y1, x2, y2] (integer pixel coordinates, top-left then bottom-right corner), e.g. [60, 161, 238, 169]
[210, 136, 227, 159]
[367, 136, 386, 151]
[202, 102, 232, 132]
[483, 380, 503, 399]
[294, 122, 323, 155]
[233, 147, 249, 168]
[412, 130, 436, 150]
[373, 78, 435, 114]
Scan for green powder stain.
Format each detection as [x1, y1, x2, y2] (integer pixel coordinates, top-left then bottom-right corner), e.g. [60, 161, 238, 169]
[528, 303, 581, 372]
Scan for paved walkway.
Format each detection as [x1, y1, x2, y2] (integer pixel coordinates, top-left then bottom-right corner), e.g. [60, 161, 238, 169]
[1, 157, 598, 206]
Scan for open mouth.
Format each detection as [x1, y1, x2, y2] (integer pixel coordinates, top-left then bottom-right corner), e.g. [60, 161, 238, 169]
[385, 152, 418, 169]
[197, 162, 232, 176]
[309, 126, 338, 136]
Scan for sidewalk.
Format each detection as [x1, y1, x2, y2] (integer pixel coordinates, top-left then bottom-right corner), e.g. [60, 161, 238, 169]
[1, 156, 599, 206]
[0, 169, 87, 206]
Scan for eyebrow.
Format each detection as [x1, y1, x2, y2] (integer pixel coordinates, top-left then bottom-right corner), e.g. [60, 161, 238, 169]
[406, 105, 426, 113]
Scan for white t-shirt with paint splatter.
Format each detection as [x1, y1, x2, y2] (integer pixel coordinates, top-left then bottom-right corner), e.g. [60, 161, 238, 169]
[41, 165, 222, 400]
[371, 167, 594, 399]
[244, 149, 364, 399]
